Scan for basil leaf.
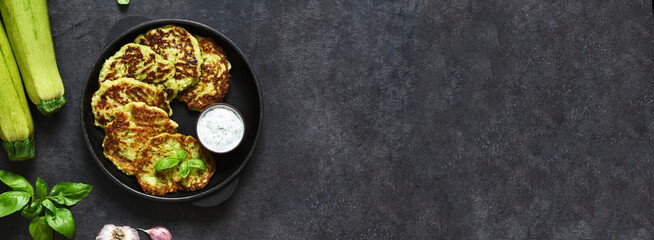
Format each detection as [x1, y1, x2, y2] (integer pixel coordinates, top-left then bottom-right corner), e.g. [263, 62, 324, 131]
[21, 200, 42, 219]
[188, 158, 207, 170]
[176, 149, 188, 160]
[36, 178, 48, 200]
[41, 199, 55, 214]
[29, 216, 53, 240]
[48, 182, 93, 206]
[0, 170, 33, 197]
[43, 199, 75, 239]
[179, 161, 190, 178]
[0, 190, 30, 217]
[155, 157, 180, 171]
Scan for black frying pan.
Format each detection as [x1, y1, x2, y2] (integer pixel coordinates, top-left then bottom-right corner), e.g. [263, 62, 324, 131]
[80, 18, 261, 206]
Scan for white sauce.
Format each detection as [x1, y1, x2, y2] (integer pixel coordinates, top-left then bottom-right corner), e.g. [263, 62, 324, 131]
[197, 105, 244, 153]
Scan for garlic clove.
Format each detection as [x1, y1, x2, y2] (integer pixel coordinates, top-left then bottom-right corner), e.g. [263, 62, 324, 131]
[140, 226, 173, 240]
[96, 224, 140, 240]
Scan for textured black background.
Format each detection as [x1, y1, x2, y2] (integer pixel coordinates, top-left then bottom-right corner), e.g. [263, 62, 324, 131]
[0, 1, 653, 239]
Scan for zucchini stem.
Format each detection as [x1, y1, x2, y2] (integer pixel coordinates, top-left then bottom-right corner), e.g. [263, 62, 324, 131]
[36, 95, 66, 116]
[2, 137, 35, 161]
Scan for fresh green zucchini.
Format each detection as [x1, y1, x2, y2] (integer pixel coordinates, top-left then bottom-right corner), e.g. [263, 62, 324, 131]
[0, 0, 66, 116]
[0, 19, 34, 161]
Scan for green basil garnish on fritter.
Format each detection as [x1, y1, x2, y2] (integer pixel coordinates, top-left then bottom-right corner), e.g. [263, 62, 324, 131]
[154, 149, 207, 178]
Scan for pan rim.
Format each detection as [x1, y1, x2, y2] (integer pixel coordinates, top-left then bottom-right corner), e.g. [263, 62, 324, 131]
[80, 18, 262, 202]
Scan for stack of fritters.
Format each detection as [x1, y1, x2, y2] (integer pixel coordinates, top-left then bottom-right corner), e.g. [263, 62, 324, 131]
[91, 25, 231, 196]
[103, 102, 178, 175]
[91, 78, 171, 127]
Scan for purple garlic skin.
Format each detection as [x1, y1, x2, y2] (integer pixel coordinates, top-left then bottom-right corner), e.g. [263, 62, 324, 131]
[145, 226, 172, 240]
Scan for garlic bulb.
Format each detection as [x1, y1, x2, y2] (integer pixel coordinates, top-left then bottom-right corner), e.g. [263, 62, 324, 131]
[96, 224, 140, 240]
[140, 226, 173, 240]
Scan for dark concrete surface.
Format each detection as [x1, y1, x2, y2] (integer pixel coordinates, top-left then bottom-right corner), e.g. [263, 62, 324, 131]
[0, 0, 653, 239]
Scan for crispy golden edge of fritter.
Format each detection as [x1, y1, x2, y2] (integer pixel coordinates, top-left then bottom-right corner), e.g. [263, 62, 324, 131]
[178, 36, 232, 111]
[102, 111, 137, 175]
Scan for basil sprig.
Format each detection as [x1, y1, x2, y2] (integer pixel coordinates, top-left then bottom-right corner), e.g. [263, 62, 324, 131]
[0, 170, 92, 240]
[155, 149, 207, 178]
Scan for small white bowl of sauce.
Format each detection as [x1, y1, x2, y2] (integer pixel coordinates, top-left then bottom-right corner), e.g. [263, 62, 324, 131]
[196, 103, 245, 153]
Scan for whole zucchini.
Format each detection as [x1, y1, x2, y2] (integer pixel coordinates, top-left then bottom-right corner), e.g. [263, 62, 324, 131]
[0, 0, 66, 116]
[0, 20, 35, 161]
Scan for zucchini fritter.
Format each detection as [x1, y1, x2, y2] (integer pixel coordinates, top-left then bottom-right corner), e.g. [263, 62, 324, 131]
[91, 78, 172, 127]
[134, 133, 216, 196]
[134, 25, 202, 92]
[103, 102, 178, 175]
[98, 43, 178, 99]
[178, 36, 232, 111]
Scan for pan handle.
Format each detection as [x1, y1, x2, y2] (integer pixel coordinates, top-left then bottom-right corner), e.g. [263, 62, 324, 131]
[191, 177, 239, 207]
